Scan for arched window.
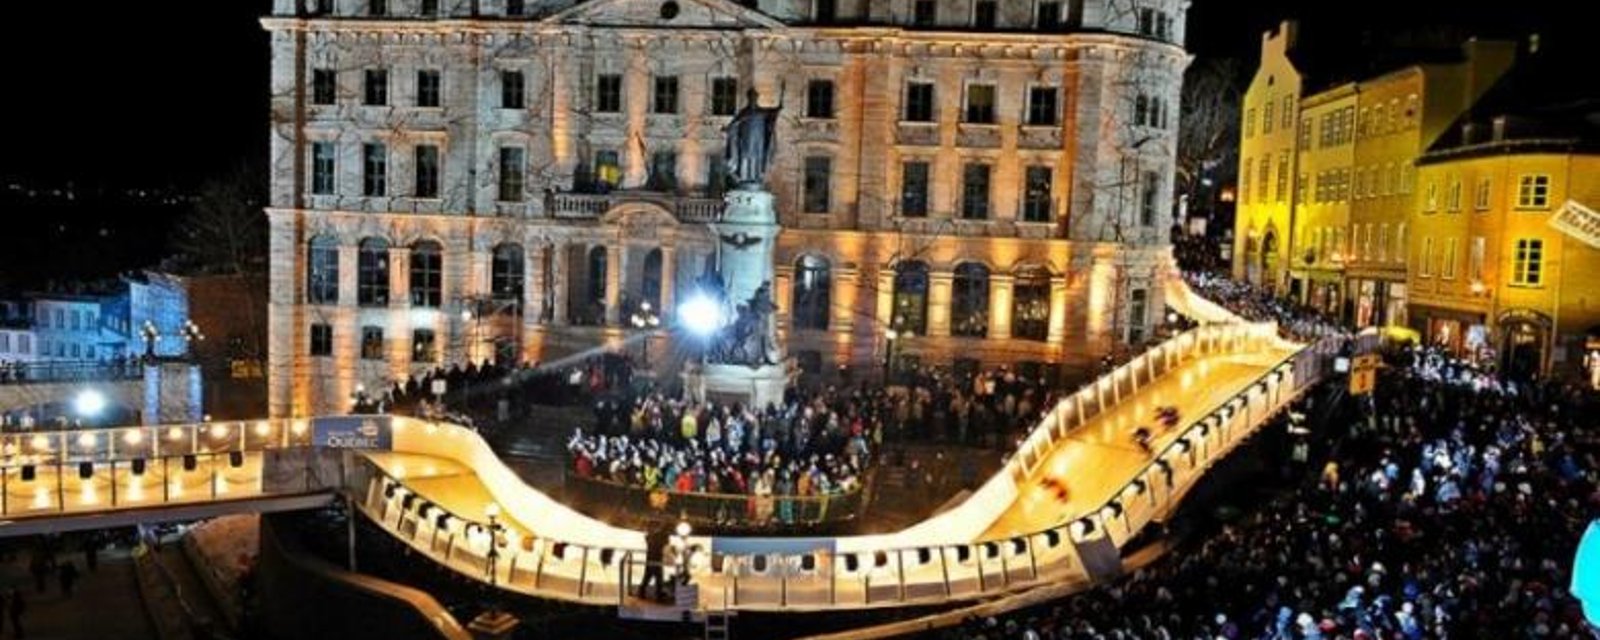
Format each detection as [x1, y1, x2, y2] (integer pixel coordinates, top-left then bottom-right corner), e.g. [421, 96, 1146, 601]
[357, 238, 390, 307]
[491, 243, 524, 304]
[641, 249, 664, 313]
[581, 246, 608, 325]
[1012, 267, 1052, 342]
[951, 263, 990, 338]
[892, 261, 929, 335]
[792, 255, 831, 331]
[307, 235, 340, 304]
[409, 241, 442, 308]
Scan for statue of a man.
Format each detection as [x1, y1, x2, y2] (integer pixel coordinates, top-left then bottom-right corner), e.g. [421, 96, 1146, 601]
[723, 88, 783, 188]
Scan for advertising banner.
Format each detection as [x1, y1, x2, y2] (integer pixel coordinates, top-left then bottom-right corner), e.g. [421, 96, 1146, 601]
[312, 415, 393, 450]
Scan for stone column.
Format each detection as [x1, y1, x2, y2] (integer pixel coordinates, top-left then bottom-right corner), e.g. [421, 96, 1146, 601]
[832, 266, 859, 334]
[876, 269, 895, 330]
[989, 273, 1015, 341]
[604, 244, 624, 326]
[659, 245, 677, 317]
[388, 247, 411, 380]
[928, 269, 954, 338]
[264, 209, 299, 419]
[773, 264, 795, 331]
[550, 243, 570, 326]
[1048, 274, 1070, 346]
[522, 244, 546, 362]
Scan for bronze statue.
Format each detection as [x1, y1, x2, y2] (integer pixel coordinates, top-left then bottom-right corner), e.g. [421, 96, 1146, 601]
[723, 88, 783, 188]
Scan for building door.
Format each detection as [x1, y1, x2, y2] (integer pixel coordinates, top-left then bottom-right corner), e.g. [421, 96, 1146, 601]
[1502, 321, 1545, 382]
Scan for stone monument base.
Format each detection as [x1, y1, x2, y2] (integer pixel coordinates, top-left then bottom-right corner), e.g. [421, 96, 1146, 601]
[683, 363, 789, 411]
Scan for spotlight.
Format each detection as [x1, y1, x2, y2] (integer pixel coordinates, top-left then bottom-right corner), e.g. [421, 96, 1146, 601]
[73, 389, 107, 418]
[677, 294, 723, 337]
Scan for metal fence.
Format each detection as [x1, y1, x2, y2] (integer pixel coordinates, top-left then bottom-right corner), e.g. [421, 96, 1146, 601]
[0, 360, 144, 385]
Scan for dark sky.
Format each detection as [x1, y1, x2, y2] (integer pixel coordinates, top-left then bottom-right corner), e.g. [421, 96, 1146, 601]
[0, 0, 1581, 191]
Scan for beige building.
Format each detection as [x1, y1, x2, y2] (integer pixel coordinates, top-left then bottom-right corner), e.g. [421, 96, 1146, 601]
[261, 0, 1191, 417]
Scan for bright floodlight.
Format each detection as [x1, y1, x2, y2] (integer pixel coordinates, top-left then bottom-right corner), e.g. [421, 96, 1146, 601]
[73, 389, 107, 417]
[678, 294, 722, 337]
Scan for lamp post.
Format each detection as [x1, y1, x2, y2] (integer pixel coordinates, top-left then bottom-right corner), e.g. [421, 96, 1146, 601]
[140, 321, 159, 362]
[484, 502, 503, 591]
[468, 501, 518, 639]
[629, 302, 661, 371]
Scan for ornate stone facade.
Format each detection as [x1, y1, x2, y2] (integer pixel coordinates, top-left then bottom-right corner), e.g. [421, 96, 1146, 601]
[262, 0, 1189, 417]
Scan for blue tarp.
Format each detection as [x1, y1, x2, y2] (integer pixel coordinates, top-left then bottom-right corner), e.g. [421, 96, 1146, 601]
[709, 537, 836, 557]
[1576, 520, 1600, 627]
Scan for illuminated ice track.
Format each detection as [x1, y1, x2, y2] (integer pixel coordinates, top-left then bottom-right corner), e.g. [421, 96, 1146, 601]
[0, 279, 1338, 615]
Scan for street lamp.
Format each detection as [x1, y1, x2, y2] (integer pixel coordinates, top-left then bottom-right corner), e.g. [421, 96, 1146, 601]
[484, 502, 503, 590]
[630, 302, 662, 370]
[140, 321, 159, 361]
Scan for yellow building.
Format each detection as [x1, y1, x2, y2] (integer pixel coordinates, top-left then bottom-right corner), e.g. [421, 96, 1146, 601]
[1291, 84, 1356, 316]
[1408, 45, 1600, 383]
[1234, 22, 1301, 294]
[1235, 22, 1513, 328]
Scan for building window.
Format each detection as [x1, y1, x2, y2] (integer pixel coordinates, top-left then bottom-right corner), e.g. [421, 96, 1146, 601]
[310, 324, 333, 356]
[307, 236, 340, 304]
[312, 69, 336, 105]
[892, 261, 930, 335]
[1447, 176, 1463, 211]
[648, 150, 678, 191]
[1256, 157, 1269, 203]
[491, 243, 525, 303]
[1298, 118, 1311, 147]
[904, 82, 936, 122]
[595, 74, 623, 113]
[1140, 170, 1161, 226]
[368, 0, 387, 17]
[1378, 224, 1390, 262]
[362, 143, 387, 197]
[594, 150, 621, 190]
[1036, 1, 1063, 30]
[1470, 236, 1486, 280]
[498, 147, 525, 202]
[792, 256, 831, 331]
[710, 77, 739, 116]
[951, 263, 990, 338]
[1442, 237, 1458, 280]
[803, 156, 832, 214]
[1012, 268, 1052, 342]
[964, 84, 996, 124]
[414, 145, 439, 198]
[1023, 166, 1054, 223]
[806, 80, 835, 119]
[363, 69, 388, 106]
[1475, 177, 1491, 210]
[813, 0, 837, 22]
[412, 329, 437, 363]
[974, 0, 997, 28]
[1134, 94, 1166, 129]
[912, 0, 936, 26]
[408, 241, 442, 308]
[1512, 238, 1544, 286]
[1026, 86, 1059, 126]
[360, 327, 385, 360]
[1241, 161, 1251, 205]
[420, 0, 438, 16]
[900, 161, 930, 217]
[311, 142, 336, 195]
[1419, 237, 1433, 277]
[1263, 99, 1275, 135]
[1127, 288, 1149, 344]
[1425, 181, 1438, 212]
[961, 163, 991, 220]
[358, 238, 391, 307]
[500, 70, 525, 109]
[1275, 152, 1289, 203]
[1244, 108, 1255, 138]
[505, 0, 525, 16]
[416, 70, 441, 108]
[1282, 95, 1294, 130]
[652, 76, 680, 114]
[311, 0, 334, 15]
[1517, 174, 1550, 209]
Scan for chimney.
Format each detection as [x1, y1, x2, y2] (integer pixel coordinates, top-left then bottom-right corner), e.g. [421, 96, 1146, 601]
[1492, 116, 1508, 141]
[1461, 122, 1478, 145]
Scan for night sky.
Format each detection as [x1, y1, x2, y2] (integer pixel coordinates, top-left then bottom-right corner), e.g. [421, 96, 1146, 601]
[0, 0, 1579, 285]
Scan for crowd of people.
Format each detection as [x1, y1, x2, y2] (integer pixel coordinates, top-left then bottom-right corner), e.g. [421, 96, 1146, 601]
[1184, 271, 1347, 343]
[351, 352, 637, 428]
[949, 318, 1596, 637]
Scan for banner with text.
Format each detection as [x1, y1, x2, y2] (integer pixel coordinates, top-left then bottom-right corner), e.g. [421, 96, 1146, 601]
[313, 415, 393, 450]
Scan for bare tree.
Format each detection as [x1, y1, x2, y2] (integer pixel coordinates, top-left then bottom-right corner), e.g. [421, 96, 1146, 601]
[1175, 58, 1242, 210]
[171, 163, 268, 275]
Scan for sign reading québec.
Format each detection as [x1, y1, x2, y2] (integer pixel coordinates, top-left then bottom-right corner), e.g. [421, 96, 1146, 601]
[313, 416, 393, 450]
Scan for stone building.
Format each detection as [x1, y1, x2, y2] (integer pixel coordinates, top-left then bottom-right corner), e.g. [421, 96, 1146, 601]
[262, 0, 1189, 418]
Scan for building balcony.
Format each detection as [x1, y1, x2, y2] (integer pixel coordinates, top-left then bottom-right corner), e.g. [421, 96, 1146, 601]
[548, 190, 723, 223]
[956, 123, 1002, 149]
[895, 122, 940, 147]
[1018, 125, 1064, 150]
[797, 118, 840, 144]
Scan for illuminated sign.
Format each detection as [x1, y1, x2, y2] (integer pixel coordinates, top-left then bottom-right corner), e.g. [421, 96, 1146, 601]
[313, 416, 393, 450]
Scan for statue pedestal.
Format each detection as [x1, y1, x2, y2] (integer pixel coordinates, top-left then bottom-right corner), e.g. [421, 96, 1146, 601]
[684, 363, 789, 412]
